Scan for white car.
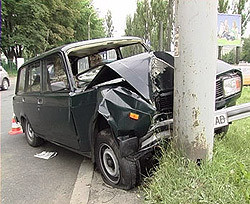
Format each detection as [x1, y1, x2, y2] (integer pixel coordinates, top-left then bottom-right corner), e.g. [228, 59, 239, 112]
[0, 66, 10, 90]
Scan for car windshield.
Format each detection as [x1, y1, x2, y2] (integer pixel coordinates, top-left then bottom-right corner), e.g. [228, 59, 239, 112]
[68, 42, 148, 88]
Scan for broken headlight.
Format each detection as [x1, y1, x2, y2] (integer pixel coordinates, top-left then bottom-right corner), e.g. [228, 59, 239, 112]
[223, 76, 241, 97]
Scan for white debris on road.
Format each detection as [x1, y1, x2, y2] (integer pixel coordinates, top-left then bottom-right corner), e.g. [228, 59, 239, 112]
[34, 151, 57, 160]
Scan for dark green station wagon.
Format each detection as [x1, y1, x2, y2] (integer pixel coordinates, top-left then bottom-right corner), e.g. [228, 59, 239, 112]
[13, 37, 242, 189]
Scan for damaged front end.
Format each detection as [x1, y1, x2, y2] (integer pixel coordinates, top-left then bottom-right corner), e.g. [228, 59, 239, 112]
[94, 52, 174, 160]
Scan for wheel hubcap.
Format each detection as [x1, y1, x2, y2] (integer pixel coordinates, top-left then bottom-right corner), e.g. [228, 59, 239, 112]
[3, 80, 8, 89]
[27, 123, 34, 141]
[99, 144, 120, 184]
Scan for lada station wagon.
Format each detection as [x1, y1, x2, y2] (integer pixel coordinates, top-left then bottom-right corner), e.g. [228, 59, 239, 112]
[13, 37, 242, 189]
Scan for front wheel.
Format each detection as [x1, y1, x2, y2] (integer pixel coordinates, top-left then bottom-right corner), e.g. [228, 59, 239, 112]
[95, 129, 138, 190]
[25, 120, 44, 147]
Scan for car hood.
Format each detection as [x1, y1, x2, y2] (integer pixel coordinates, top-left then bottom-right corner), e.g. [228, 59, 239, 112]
[92, 52, 238, 101]
[106, 53, 152, 100]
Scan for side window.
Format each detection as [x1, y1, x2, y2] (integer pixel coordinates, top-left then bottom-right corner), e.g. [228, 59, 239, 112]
[44, 54, 69, 92]
[17, 67, 27, 94]
[26, 62, 41, 93]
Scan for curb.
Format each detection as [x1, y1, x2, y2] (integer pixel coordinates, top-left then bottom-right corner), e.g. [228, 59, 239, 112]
[70, 159, 94, 204]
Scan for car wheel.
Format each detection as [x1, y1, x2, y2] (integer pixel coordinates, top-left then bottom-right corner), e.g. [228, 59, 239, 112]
[95, 129, 138, 190]
[25, 120, 44, 147]
[215, 125, 229, 137]
[2, 78, 9, 90]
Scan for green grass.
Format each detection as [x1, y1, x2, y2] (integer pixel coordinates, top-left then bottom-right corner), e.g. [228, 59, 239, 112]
[143, 87, 250, 204]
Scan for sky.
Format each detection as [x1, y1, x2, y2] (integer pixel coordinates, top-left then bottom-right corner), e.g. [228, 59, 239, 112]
[92, 0, 137, 37]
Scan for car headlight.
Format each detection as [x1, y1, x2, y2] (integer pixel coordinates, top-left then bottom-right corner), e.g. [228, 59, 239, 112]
[223, 76, 241, 97]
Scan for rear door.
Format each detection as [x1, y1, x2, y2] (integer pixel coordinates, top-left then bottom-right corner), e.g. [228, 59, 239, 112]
[38, 53, 79, 149]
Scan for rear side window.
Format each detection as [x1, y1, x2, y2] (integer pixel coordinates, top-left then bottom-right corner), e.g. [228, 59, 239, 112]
[17, 67, 27, 94]
[26, 62, 41, 93]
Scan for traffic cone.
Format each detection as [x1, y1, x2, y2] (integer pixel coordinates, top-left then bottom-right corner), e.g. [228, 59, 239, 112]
[8, 114, 23, 135]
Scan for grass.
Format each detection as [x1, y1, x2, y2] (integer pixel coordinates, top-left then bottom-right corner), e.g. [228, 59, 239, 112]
[143, 86, 250, 204]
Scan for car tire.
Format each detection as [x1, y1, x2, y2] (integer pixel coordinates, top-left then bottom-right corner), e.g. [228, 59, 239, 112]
[2, 78, 9, 90]
[95, 129, 138, 190]
[25, 120, 44, 147]
[215, 125, 229, 137]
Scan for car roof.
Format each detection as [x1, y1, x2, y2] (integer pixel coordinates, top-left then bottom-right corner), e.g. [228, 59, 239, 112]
[21, 37, 144, 67]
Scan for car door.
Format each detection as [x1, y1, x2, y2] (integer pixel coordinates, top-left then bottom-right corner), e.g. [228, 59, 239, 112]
[21, 62, 44, 135]
[38, 53, 79, 149]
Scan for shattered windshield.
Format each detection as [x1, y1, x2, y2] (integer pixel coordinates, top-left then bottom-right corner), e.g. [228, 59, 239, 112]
[69, 42, 148, 89]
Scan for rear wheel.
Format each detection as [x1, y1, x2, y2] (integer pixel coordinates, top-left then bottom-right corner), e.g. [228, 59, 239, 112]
[25, 120, 44, 147]
[2, 78, 9, 90]
[95, 129, 137, 190]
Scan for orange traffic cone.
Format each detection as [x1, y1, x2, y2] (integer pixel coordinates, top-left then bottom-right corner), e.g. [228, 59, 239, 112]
[8, 114, 23, 135]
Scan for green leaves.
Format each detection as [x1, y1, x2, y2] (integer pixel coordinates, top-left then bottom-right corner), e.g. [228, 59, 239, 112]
[124, 0, 173, 51]
[1, 0, 105, 61]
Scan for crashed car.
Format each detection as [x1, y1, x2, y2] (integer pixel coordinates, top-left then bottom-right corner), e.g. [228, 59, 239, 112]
[13, 37, 242, 189]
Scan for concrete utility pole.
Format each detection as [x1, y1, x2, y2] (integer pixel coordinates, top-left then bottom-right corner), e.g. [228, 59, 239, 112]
[173, 1, 218, 161]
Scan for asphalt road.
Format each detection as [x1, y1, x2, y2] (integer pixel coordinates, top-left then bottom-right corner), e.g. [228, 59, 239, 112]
[1, 78, 84, 204]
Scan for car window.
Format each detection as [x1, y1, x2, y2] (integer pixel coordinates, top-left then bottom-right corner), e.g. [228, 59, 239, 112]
[17, 66, 27, 94]
[26, 62, 41, 93]
[120, 43, 147, 58]
[44, 54, 69, 92]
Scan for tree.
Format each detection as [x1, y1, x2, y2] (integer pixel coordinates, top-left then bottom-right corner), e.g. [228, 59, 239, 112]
[241, 37, 250, 62]
[124, 0, 173, 51]
[218, 0, 230, 13]
[1, 0, 49, 68]
[222, 49, 236, 64]
[1, 0, 105, 66]
[105, 10, 114, 37]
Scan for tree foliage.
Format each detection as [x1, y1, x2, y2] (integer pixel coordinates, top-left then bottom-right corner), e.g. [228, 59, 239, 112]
[105, 10, 114, 37]
[1, 0, 105, 66]
[241, 37, 250, 62]
[125, 0, 173, 51]
[218, 0, 230, 13]
[125, 0, 248, 51]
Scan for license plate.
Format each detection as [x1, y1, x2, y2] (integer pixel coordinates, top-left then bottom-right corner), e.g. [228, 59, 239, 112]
[214, 113, 228, 129]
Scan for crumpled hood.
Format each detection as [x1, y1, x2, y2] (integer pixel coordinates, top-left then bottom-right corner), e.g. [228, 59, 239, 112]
[107, 53, 152, 100]
[100, 52, 239, 101]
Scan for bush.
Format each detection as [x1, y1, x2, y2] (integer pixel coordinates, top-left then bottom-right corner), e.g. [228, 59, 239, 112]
[1, 59, 17, 76]
[222, 49, 236, 64]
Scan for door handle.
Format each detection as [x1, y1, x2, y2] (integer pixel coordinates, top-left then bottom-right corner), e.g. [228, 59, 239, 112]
[37, 98, 43, 105]
[22, 97, 25, 102]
